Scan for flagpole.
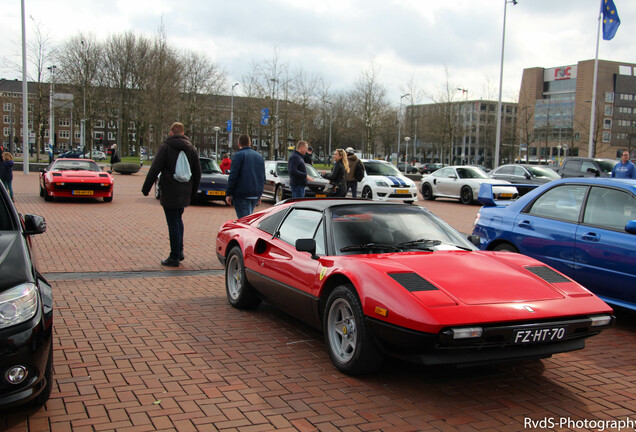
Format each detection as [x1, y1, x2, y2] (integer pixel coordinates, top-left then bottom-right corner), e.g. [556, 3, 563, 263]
[588, 4, 602, 158]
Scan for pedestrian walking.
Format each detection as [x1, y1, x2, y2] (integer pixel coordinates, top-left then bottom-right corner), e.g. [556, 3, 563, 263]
[141, 122, 201, 267]
[219, 153, 231, 174]
[110, 144, 121, 170]
[611, 150, 636, 179]
[225, 134, 265, 218]
[288, 140, 313, 198]
[322, 148, 349, 197]
[345, 147, 360, 198]
[0, 152, 15, 201]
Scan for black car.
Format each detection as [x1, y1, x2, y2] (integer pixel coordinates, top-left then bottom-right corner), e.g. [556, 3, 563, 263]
[263, 161, 330, 203]
[419, 163, 445, 174]
[557, 157, 616, 178]
[0, 183, 52, 409]
[155, 157, 229, 204]
[58, 150, 84, 159]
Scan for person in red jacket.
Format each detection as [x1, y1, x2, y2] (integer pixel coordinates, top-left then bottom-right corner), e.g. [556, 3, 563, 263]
[219, 153, 231, 174]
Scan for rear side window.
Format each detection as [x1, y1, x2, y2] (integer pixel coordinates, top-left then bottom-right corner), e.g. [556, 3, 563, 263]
[527, 185, 587, 222]
[258, 209, 287, 235]
[583, 187, 636, 231]
[563, 160, 581, 176]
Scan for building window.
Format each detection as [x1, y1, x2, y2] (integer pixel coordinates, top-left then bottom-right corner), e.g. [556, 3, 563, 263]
[604, 119, 612, 129]
[59, 118, 70, 127]
[108, 132, 116, 141]
[3, 115, 10, 123]
[605, 92, 614, 103]
[95, 119, 105, 128]
[602, 132, 611, 142]
[59, 130, 70, 139]
[3, 127, 10, 137]
[75, 130, 81, 139]
[604, 105, 613, 116]
[3, 103, 13, 112]
[93, 131, 104, 139]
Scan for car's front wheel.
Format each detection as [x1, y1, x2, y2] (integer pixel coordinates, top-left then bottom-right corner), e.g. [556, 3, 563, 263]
[421, 183, 435, 200]
[460, 186, 473, 205]
[493, 243, 518, 253]
[43, 182, 53, 202]
[323, 285, 383, 375]
[274, 185, 284, 204]
[225, 246, 261, 309]
[361, 186, 373, 200]
[104, 195, 113, 203]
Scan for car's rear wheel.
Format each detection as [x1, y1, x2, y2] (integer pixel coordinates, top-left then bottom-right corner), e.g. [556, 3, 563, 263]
[323, 285, 383, 375]
[493, 243, 518, 253]
[361, 186, 373, 200]
[225, 246, 261, 309]
[422, 183, 435, 200]
[460, 186, 473, 205]
[274, 185, 284, 204]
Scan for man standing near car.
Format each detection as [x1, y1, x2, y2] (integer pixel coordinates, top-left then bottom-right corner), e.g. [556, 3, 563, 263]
[611, 150, 636, 179]
[141, 122, 201, 267]
[288, 140, 313, 198]
[345, 147, 360, 198]
[225, 134, 265, 218]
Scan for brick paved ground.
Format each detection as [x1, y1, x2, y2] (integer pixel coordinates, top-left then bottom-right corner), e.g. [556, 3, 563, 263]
[1, 168, 635, 431]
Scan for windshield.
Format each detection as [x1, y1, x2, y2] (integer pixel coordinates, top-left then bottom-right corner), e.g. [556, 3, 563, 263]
[330, 204, 475, 255]
[597, 160, 615, 173]
[200, 158, 222, 174]
[364, 161, 401, 176]
[51, 160, 102, 172]
[456, 167, 490, 179]
[527, 166, 560, 178]
[306, 164, 321, 177]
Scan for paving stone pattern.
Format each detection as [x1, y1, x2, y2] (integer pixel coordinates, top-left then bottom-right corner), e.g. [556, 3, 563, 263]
[1, 169, 635, 431]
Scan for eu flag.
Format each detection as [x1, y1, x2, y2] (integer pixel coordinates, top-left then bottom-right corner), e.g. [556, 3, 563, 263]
[602, 0, 621, 40]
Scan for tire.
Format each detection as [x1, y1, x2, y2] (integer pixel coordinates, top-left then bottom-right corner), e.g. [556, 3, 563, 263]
[323, 285, 384, 375]
[43, 183, 53, 202]
[361, 186, 373, 200]
[421, 183, 435, 201]
[29, 346, 53, 408]
[493, 243, 518, 253]
[225, 246, 261, 309]
[104, 195, 113, 203]
[460, 186, 473, 205]
[274, 185, 284, 204]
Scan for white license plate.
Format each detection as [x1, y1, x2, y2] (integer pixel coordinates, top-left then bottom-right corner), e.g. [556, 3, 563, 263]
[513, 327, 566, 344]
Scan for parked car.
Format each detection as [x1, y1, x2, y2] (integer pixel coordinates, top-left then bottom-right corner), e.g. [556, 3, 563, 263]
[396, 162, 419, 174]
[216, 199, 613, 374]
[421, 165, 517, 204]
[473, 178, 636, 310]
[0, 181, 53, 408]
[358, 159, 419, 203]
[262, 161, 329, 203]
[419, 163, 445, 175]
[83, 150, 107, 161]
[58, 150, 84, 159]
[491, 164, 561, 185]
[39, 158, 114, 202]
[557, 157, 615, 178]
[155, 157, 229, 204]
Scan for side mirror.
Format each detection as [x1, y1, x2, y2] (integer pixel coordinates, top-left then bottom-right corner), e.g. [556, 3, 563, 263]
[524, 173, 532, 179]
[586, 167, 599, 176]
[39, 168, 46, 173]
[625, 220, 636, 235]
[295, 238, 318, 259]
[467, 235, 481, 247]
[23, 214, 47, 235]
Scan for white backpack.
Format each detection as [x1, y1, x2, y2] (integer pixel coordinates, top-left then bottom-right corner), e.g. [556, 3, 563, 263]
[174, 151, 192, 182]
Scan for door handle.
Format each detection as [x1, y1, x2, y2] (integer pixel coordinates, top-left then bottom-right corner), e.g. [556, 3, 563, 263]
[581, 232, 600, 242]
[518, 220, 533, 229]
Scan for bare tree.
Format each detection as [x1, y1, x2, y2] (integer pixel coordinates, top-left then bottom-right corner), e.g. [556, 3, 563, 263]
[350, 62, 389, 157]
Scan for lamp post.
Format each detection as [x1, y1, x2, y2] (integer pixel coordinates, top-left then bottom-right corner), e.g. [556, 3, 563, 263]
[270, 78, 279, 156]
[80, 40, 87, 153]
[404, 137, 411, 172]
[47, 65, 57, 156]
[397, 93, 410, 166]
[214, 126, 220, 160]
[325, 101, 333, 159]
[457, 88, 469, 164]
[494, 0, 518, 169]
[229, 82, 239, 149]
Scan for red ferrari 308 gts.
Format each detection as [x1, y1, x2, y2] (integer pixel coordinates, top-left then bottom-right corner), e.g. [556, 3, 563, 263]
[216, 199, 614, 375]
[39, 158, 114, 202]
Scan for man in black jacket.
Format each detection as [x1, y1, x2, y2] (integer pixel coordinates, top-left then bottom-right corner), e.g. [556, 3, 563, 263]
[288, 140, 313, 198]
[141, 122, 201, 267]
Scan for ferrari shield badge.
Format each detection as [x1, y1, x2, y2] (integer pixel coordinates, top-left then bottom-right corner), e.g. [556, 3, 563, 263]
[319, 267, 328, 281]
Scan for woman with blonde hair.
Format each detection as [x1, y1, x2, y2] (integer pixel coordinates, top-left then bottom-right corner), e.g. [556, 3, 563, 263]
[0, 152, 14, 201]
[322, 148, 349, 197]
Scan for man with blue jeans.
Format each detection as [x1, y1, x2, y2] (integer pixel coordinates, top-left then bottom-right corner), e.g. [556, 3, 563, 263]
[225, 134, 265, 218]
[288, 140, 313, 198]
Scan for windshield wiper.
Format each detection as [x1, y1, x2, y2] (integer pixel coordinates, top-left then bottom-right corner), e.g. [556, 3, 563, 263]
[340, 243, 401, 252]
[397, 239, 442, 250]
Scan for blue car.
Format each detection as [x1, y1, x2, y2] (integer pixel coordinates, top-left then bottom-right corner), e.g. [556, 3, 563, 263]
[155, 157, 229, 204]
[472, 178, 636, 310]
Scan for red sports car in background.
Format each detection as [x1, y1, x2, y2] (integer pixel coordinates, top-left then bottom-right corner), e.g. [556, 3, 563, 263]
[39, 158, 114, 202]
[216, 199, 613, 375]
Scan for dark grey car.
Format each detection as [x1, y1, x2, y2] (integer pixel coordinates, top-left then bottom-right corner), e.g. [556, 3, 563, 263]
[557, 157, 616, 178]
[491, 164, 560, 185]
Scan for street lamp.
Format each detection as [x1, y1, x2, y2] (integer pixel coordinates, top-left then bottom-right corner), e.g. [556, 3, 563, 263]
[270, 78, 279, 156]
[214, 126, 220, 160]
[397, 93, 410, 165]
[403, 136, 411, 172]
[325, 101, 333, 159]
[80, 40, 87, 153]
[47, 65, 57, 157]
[494, 0, 518, 169]
[229, 82, 239, 149]
[457, 88, 469, 164]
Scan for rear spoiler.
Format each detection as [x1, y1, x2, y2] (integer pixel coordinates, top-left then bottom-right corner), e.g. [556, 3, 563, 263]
[478, 183, 539, 207]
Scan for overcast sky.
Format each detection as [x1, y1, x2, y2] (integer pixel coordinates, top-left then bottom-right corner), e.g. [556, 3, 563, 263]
[1, 0, 634, 105]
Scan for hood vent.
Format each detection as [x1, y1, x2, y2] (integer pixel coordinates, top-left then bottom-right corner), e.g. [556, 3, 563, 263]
[99, 173, 109, 178]
[52, 173, 62, 177]
[525, 266, 570, 283]
[388, 272, 438, 292]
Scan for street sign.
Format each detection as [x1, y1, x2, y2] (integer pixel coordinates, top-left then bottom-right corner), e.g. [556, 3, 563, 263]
[226, 120, 232, 132]
[261, 108, 270, 126]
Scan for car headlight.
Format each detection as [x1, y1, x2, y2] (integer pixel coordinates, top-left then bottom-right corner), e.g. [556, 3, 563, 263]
[0, 283, 39, 329]
[375, 180, 389, 187]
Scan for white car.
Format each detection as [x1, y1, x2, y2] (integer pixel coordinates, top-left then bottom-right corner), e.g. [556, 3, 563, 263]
[84, 150, 107, 161]
[358, 159, 419, 203]
[421, 165, 517, 204]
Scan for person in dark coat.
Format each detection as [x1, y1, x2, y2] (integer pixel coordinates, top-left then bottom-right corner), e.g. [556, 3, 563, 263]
[141, 122, 201, 267]
[322, 148, 349, 197]
[110, 144, 121, 169]
[303, 146, 313, 165]
[0, 151, 15, 201]
[225, 134, 265, 218]
[288, 140, 313, 198]
[345, 147, 360, 198]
